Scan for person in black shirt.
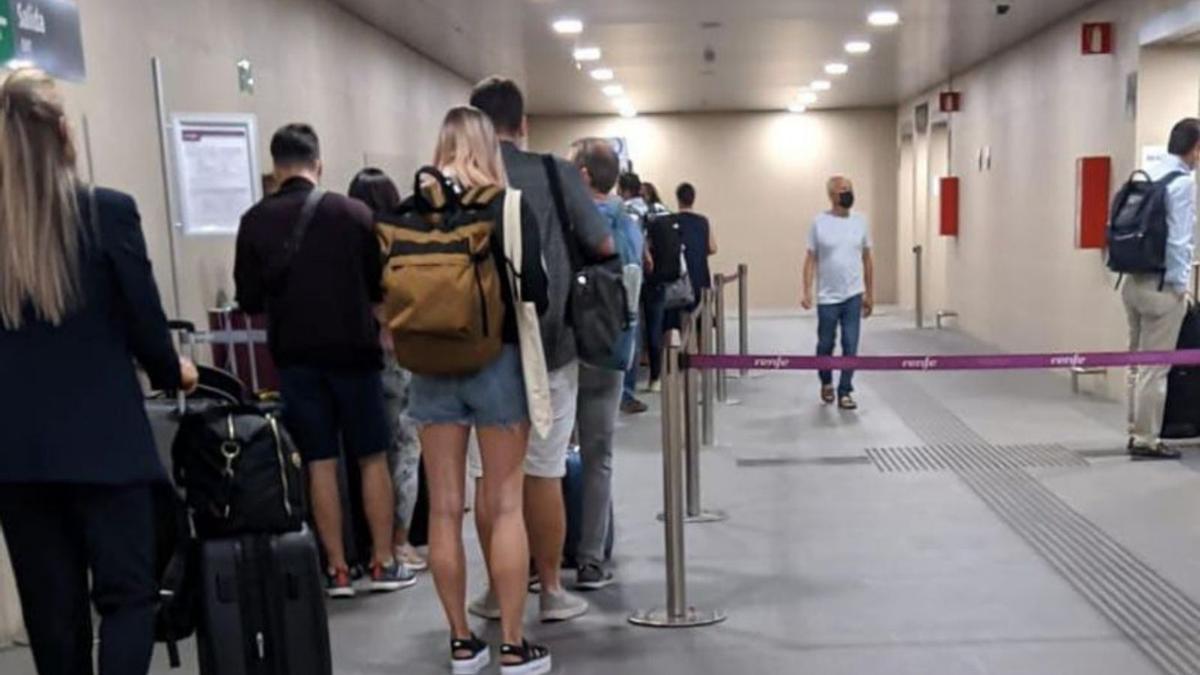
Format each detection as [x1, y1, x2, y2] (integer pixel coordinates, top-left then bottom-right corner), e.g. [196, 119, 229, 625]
[667, 182, 718, 331]
[234, 125, 410, 598]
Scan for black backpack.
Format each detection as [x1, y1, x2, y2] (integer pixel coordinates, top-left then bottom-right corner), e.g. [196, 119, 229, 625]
[172, 404, 306, 539]
[542, 155, 630, 364]
[644, 212, 684, 284]
[1107, 170, 1186, 276]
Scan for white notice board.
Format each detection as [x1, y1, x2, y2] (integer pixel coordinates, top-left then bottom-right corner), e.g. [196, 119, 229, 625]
[171, 114, 261, 236]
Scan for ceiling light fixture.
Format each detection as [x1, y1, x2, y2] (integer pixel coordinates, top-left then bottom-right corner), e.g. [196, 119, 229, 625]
[845, 40, 872, 54]
[787, 102, 808, 114]
[619, 105, 638, 118]
[867, 10, 900, 27]
[810, 80, 832, 91]
[825, 62, 849, 76]
[602, 84, 625, 97]
[552, 18, 584, 34]
[590, 68, 615, 81]
[573, 47, 602, 62]
[798, 91, 819, 105]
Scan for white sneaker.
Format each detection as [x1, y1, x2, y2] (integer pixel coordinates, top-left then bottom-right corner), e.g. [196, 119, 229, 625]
[539, 589, 589, 623]
[467, 589, 501, 621]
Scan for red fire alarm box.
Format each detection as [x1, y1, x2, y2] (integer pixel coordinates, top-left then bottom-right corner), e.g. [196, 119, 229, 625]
[1076, 156, 1111, 249]
[940, 177, 960, 237]
[939, 91, 962, 113]
[1082, 23, 1114, 55]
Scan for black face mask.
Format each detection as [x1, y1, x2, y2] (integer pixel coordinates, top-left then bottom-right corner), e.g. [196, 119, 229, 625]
[838, 191, 855, 209]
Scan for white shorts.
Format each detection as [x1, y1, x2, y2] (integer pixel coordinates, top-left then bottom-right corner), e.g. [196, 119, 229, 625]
[469, 362, 579, 479]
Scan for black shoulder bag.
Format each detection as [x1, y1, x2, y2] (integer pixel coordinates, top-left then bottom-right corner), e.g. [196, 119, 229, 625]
[542, 156, 629, 366]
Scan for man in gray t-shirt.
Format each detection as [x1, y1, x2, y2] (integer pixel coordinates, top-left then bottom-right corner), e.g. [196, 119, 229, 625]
[802, 176, 875, 411]
[469, 77, 614, 623]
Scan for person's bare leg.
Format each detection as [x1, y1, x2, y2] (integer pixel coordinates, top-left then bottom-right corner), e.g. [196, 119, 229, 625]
[524, 477, 566, 592]
[307, 459, 347, 573]
[421, 425, 473, 640]
[474, 478, 495, 584]
[477, 424, 532, 651]
[359, 453, 398, 565]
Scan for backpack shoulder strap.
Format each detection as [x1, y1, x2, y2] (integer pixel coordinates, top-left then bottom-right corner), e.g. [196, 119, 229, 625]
[542, 155, 584, 269]
[1159, 170, 1188, 187]
[503, 189, 523, 302]
[282, 188, 325, 265]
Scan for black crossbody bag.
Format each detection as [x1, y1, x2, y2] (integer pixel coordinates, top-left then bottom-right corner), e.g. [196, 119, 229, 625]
[542, 155, 629, 366]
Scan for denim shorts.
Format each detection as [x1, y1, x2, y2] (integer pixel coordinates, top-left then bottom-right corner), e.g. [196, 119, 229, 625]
[279, 366, 391, 464]
[408, 345, 529, 428]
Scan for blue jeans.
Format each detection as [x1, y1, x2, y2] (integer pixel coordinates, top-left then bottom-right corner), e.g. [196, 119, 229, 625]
[623, 319, 641, 403]
[643, 284, 667, 383]
[817, 294, 864, 396]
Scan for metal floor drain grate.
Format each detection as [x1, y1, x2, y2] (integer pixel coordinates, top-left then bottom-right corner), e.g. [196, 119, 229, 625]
[867, 443, 1087, 473]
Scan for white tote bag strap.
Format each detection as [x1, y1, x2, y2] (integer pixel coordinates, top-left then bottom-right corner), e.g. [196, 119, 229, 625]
[0, 522, 26, 648]
[503, 190, 553, 439]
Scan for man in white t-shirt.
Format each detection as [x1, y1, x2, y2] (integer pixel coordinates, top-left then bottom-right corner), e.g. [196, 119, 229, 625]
[801, 176, 875, 410]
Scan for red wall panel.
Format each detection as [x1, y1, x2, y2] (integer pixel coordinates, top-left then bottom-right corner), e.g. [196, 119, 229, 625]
[1077, 156, 1111, 250]
[940, 177, 960, 237]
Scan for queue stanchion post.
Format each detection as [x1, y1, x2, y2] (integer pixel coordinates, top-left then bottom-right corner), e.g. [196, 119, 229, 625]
[630, 330, 727, 629]
[715, 275, 728, 403]
[737, 263, 749, 377]
[700, 288, 716, 446]
[914, 245, 925, 329]
[685, 303, 728, 524]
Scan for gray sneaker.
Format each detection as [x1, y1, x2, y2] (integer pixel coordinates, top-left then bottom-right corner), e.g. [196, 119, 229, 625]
[575, 564, 615, 591]
[467, 589, 501, 621]
[538, 589, 589, 623]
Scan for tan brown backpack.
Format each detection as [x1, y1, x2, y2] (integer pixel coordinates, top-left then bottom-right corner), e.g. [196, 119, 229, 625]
[376, 167, 506, 377]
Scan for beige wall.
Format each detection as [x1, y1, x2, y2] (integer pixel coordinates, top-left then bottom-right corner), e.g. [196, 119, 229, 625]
[57, 0, 470, 324]
[1136, 45, 1200, 154]
[528, 110, 900, 310]
[896, 0, 1194, 397]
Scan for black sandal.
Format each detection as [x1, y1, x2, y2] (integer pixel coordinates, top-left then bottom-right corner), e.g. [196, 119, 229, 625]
[499, 640, 552, 675]
[450, 634, 490, 675]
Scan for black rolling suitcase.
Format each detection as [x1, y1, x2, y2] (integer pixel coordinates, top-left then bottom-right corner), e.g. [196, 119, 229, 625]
[197, 529, 332, 675]
[1163, 304, 1200, 439]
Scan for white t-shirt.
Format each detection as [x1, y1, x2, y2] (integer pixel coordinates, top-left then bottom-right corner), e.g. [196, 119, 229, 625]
[807, 212, 872, 305]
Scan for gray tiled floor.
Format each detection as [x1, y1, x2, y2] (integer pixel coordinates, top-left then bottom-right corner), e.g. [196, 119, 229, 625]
[3, 310, 1196, 674]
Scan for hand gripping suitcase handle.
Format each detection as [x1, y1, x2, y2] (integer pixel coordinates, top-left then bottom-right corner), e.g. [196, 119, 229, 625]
[167, 320, 198, 413]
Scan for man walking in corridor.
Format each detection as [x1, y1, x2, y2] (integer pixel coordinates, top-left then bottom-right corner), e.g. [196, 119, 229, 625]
[1122, 118, 1200, 460]
[802, 176, 875, 411]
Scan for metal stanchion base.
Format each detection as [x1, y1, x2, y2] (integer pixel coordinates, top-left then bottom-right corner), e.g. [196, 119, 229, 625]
[657, 509, 730, 524]
[722, 398, 743, 407]
[629, 607, 727, 628]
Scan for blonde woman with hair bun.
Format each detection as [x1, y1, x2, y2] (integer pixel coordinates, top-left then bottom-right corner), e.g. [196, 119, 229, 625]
[0, 68, 197, 675]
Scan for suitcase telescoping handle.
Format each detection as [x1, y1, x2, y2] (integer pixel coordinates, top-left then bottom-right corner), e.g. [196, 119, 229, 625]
[167, 320, 198, 414]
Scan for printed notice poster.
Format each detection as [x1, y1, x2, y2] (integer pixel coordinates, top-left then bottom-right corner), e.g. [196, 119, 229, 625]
[171, 114, 261, 236]
[1142, 145, 1168, 170]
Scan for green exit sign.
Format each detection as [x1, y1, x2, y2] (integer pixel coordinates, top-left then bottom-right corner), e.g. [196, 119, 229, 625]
[0, 1, 85, 82]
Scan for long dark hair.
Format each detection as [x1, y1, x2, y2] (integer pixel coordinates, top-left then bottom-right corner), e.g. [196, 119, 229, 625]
[642, 181, 664, 207]
[348, 167, 401, 213]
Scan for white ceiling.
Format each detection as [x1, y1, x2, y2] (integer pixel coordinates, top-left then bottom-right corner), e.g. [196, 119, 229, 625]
[333, 0, 1099, 114]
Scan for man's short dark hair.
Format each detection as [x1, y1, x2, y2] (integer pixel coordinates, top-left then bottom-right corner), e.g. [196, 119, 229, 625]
[270, 123, 320, 167]
[470, 77, 525, 136]
[676, 182, 697, 208]
[574, 138, 620, 194]
[1168, 118, 1200, 157]
[618, 172, 642, 197]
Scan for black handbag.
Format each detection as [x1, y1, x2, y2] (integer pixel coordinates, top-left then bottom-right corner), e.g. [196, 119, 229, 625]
[172, 404, 306, 539]
[542, 155, 630, 365]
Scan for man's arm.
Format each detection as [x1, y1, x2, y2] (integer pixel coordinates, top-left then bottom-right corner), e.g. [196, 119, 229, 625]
[1165, 176, 1196, 295]
[862, 249, 875, 318]
[802, 251, 817, 310]
[707, 219, 718, 256]
[233, 218, 266, 315]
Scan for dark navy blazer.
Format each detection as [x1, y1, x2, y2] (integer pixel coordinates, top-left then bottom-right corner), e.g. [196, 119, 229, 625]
[0, 187, 181, 485]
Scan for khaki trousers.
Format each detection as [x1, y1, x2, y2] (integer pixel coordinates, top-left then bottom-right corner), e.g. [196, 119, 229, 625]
[1123, 274, 1188, 447]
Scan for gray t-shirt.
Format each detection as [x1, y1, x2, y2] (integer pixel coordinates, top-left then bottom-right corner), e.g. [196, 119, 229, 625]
[501, 142, 611, 370]
[807, 211, 872, 305]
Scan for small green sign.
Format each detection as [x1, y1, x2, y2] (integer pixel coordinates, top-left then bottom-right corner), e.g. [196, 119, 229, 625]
[0, 3, 15, 65]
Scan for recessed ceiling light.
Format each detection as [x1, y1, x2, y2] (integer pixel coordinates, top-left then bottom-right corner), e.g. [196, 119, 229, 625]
[868, 10, 900, 27]
[798, 91, 819, 105]
[552, 18, 584, 34]
[810, 80, 832, 91]
[845, 40, 872, 54]
[825, 62, 850, 76]
[787, 102, 808, 114]
[573, 47, 602, 62]
[619, 105, 638, 118]
[602, 84, 625, 97]
[590, 68, 615, 81]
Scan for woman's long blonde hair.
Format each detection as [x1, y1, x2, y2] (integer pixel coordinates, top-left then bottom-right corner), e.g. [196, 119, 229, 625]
[0, 68, 82, 330]
[432, 106, 507, 190]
